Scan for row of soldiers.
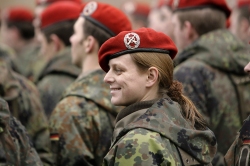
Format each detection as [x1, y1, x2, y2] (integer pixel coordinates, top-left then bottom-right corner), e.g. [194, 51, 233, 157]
[0, 0, 250, 165]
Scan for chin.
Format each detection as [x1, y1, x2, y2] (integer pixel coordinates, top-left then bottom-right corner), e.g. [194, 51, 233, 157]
[111, 99, 131, 107]
[111, 99, 123, 106]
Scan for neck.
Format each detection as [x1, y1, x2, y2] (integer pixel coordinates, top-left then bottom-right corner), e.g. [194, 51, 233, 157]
[81, 52, 101, 74]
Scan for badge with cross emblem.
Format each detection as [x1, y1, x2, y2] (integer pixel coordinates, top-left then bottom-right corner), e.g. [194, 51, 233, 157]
[124, 32, 140, 49]
[83, 1, 98, 16]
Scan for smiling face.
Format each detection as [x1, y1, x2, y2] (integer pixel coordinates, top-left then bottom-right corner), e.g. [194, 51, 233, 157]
[103, 54, 150, 106]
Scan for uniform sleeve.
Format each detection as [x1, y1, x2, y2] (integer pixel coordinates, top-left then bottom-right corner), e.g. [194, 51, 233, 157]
[173, 61, 215, 121]
[49, 96, 100, 166]
[103, 128, 182, 166]
[13, 77, 53, 166]
[3, 117, 43, 166]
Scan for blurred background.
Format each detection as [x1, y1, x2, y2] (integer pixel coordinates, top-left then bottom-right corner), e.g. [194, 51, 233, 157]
[0, 0, 236, 9]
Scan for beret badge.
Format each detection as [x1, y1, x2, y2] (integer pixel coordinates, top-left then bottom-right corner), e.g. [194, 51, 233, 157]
[123, 32, 140, 49]
[83, 1, 98, 16]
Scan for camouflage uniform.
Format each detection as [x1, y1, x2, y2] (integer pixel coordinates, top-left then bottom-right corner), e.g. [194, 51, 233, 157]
[225, 116, 250, 166]
[0, 60, 53, 165]
[173, 29, 250, 165]
[0, 97, 43, 166]
[49, 69, 119, 166]
[37, 47, 80, 117]
[0, 43, 16, 70]
[12, 43, 40, 81]
[103, 95, 217, 166]
[31, 53, 49, 84]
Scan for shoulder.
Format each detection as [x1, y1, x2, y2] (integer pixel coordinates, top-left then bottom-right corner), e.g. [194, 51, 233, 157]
[108, 128, 181, 165]
[174, 58, 211, 74]
[50, 96, 100, 128]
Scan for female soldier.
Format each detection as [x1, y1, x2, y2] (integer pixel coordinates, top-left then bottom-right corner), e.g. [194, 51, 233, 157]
[98, 27, 217, 165]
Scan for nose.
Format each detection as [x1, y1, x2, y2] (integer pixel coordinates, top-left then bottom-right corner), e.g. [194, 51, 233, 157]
[244, 62, 250, 74]
[104, 70, 115, 84]
[69, 35, 74, 44]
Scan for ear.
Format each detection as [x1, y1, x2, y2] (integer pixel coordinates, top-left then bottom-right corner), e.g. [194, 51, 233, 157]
[84, 35, 96, 53]
[50, 34, 63, 51]
[183, 21, 199, 41]
[145, 67, 159, 88]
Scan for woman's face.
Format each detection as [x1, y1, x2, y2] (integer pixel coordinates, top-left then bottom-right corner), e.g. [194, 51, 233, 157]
[104, 54, 149, 106]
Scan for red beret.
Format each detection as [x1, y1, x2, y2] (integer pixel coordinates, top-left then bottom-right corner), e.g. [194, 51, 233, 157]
[36, 0, 81, 6]
[237, 0, 250, 7]
[2, 7, 33, 22]
[98, 28, 178, 72]
[122, 1, 150, 17]
[81, 1, 132, 36]
[172, 0, 231, 18]
[40, 1, 81, 29]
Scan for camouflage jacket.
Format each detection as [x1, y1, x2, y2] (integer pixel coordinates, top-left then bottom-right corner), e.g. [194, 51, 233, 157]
[37, 47, 80, 117]
[225, 115, 250, 166]
[49, 69, 119, 166]
[173, 29, 250, 165]
[12, 43, 40, 80]
[103, 95, 217, 166]
[0, 60, 53, 165]
[0, 44, 16, 70]
[0, 97, 43, 166]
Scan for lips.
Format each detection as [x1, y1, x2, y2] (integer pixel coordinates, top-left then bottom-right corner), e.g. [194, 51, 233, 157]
[110, 88, 121, 91]
[110, 87, 121, 93]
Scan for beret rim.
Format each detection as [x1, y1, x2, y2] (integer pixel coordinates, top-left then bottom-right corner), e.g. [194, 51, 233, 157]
[82, 15, 116, 36]
[109, 48, 171, 61]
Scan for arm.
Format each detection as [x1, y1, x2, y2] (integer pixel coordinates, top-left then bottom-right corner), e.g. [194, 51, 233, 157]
[0, 98, 43, 166]
[49, 96, 100, 166]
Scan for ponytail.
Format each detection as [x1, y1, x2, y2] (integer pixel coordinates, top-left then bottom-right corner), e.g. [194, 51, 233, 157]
[167, 80, 207, 130]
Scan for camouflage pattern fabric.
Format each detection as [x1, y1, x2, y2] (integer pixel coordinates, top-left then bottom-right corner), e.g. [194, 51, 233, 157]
[12, 43, 40, 81]
[49, 69, 119, 166]
[173, 29, 250, 165]
[31, 53, 49, 84]
[0, 97, 43, 165]
[225, 115, 250, 166]
[103, 95, 217, 166]
[0, 60, 53, 165]
[0, 43, 17, 70]
[37, 47, 80, 117]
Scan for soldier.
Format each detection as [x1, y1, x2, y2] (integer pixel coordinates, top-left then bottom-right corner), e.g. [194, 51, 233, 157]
[225, 62, 250, 165]
[32, 0, 83, 83]
[0, 59, 52, 165]
[49, 1, 132, 165]
[98, 27, 217, 165]
[0, 97, 43, 165]
[171, 0, 250, 165]
[121, 1, 150, 29]
[36, 1, 81, 117]
[148, 0, 174, 40]
[230, 0, 250, 45]
[0, 7, 39, 80]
